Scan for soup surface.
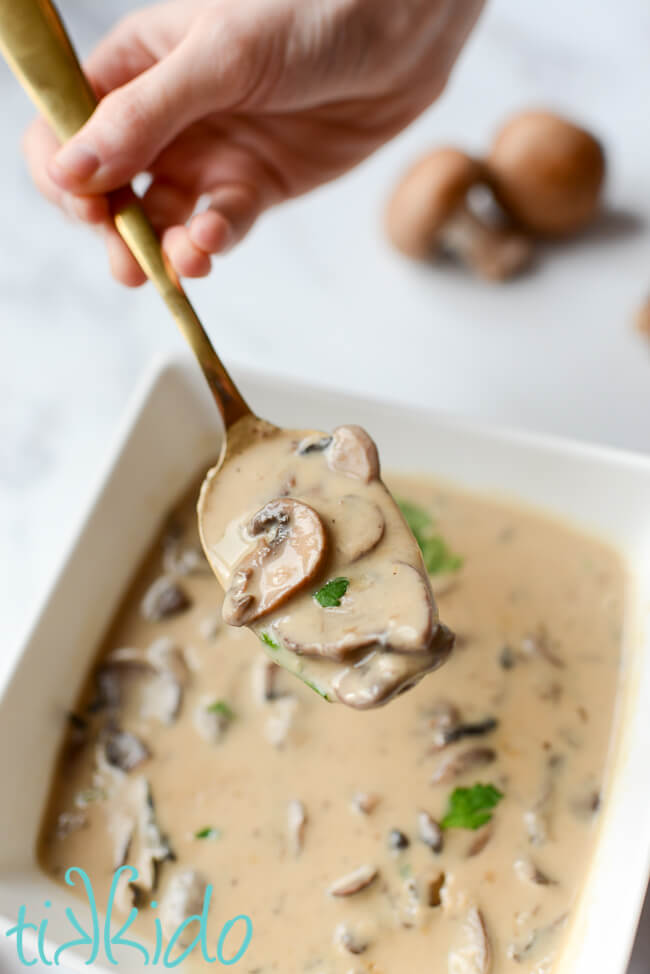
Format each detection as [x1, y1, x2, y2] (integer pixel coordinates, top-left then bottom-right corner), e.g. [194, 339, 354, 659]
[38, 474, 625, 973]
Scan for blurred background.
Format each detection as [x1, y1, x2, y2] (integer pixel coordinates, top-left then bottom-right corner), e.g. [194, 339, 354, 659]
[0, 1, 649, 968]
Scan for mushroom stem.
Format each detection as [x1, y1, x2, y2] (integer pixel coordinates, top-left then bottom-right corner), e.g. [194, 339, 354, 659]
[442, 205, 532, 281]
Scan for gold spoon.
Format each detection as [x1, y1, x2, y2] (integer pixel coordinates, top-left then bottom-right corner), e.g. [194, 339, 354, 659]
[0, 0, 253, 437]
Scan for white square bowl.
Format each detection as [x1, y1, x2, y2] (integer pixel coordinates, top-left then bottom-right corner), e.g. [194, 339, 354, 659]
[1, 355, 649, 972]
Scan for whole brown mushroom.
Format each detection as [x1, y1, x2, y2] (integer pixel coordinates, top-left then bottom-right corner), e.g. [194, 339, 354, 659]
[487, 110, 605, 236]
[386, 147, 532, 281]
[635, 298, 650, 341]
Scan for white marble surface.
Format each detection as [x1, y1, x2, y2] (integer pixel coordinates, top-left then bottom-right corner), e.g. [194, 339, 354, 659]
[1, 0, 649, 970]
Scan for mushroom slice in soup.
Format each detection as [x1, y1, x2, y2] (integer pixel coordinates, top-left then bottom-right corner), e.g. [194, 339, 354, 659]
[275, 562, 436, 662]
[328, 864, 378, 897]
[431, 746, 497, 786]
[100, 725, 149, 774]
[334, 625, 454, 710]
[327, 425, 380, 483]
[93, 639, 188, 725]
[161, 869, 208, 944]
[222, 499, 327, 626]
[448, 907, 492, 974]
[315, 494, 385, 562]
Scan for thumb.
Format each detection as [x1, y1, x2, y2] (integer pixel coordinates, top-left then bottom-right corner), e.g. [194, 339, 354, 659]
[48, 40, 212, 194]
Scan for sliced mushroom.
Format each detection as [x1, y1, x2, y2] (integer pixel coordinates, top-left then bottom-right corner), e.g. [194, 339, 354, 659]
[264, 695, 298, 748]
[521, 625, 565, 668]
[130, 778, 175, 902]
[287, 799, 307, 856]
[388, 828, 410, 851]
[252, 654, 283, 704]
[334, 924, 369, 955]
[222, 498, 327, 626]
[351, 791, 381, 815]
[426, 698, 462, 733]
[431, 747, 496, 785]
[160, 869, 208, 945]
[524, 755, 563, 846]
[328, 864, 378, 898]
[140, 575, 191, 622]
[296, 433, 332, 455]
[513, 857, 556, 886]
[417, 810, 443, 853]
[421, 870, 445, 907]
[279, 560, 439, 663]
[570, 786, 601, 821]
[109, 810, 135, 870]
[327, 426, 380, 483]
[507, 913, 568, 964]
[448, 907, 492, 974]
[146, 637, 189, 685]
[335, 624, 454, 710]
[321, 494, 385, 562]
[93, 639, 188, 725]
[523, 809, 548, 848]
[466, 826, 493, 858]
[163, 542, 209, 576]
[141, 673, 183, 726]
[101, 727, 149, 773]
[107, 777, 175, 912]
[432, 717, 498, 751]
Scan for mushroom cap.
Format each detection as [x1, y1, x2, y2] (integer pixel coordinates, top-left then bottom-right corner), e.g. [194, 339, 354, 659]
[386, 148, 484, 258]
[487, 110, 605, 236]
[222, 497, 327, 626]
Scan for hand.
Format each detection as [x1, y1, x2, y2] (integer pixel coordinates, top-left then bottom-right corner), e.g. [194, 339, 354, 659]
[23, 0, 483, 286]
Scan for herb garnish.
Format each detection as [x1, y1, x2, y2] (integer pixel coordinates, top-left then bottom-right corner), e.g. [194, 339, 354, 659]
[207, 700, 235, 721]
[440, 783, 503, 830]
[313, 577, 350, 608]
[397, 499, 463, 575]
[194, 827, 222, 841]
[301, 677, 331, 701]
[260, 632, 279, 650]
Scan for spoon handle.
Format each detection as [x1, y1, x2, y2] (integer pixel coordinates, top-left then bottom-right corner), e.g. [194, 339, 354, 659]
[0, 0, 250, 428]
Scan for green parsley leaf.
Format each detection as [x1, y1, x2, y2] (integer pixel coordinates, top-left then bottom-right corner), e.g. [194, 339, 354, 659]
[440, 783, 504, 831]
[313, 577, 350, 608]
[260, 631, 279, 650]
[206, 700, 235, 721]
[397, 499, 463, 576]
[194, 827, 222, 841]
[397, 499, 432, 538]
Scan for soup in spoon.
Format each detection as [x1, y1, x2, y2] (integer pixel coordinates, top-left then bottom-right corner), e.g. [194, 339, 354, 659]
[198, 418, 454, 708]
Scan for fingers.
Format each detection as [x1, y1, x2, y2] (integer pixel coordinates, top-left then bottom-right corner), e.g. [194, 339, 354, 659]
[189, 184, 261, 254]
[47, 37, 210, 196]
[23, 116, 111, 225]
[104, 226, 148, 287]
[147, 182, 262, 281]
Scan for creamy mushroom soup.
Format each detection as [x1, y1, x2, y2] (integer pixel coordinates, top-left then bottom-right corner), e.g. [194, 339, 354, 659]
[38, 474, 624, 973]
[198, 420, 453, 708]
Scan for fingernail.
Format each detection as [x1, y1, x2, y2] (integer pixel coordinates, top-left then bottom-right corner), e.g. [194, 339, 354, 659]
[50, 143, 99, 185]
